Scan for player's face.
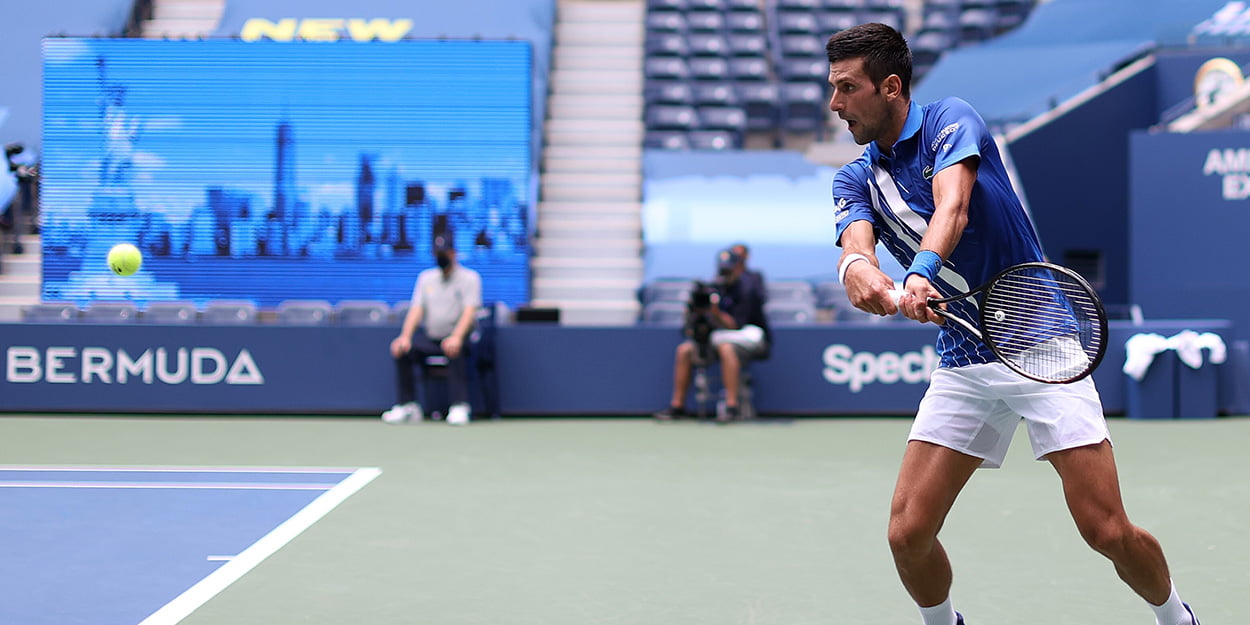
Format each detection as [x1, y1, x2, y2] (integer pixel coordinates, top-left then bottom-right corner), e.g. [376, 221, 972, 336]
[828, 58, 890, 146]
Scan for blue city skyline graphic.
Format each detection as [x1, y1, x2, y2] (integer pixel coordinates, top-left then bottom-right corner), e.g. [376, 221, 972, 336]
[41, 38, 532, 309]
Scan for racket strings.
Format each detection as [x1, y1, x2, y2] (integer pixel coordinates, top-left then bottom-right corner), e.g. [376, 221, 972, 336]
[981, 271, 1104, 382]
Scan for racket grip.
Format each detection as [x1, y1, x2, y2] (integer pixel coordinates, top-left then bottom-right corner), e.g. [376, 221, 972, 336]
[887, 289, 904, 306]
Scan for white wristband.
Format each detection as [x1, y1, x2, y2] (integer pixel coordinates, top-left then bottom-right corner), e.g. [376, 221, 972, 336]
[838, 253, 870, 284]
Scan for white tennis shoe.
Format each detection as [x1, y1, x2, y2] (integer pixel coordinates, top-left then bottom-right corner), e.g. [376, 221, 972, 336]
[381, 402, 422, 424]
[446, 403, 471, 426]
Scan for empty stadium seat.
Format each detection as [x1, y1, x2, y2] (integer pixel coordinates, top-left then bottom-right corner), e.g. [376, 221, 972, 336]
[686, 0, 725, 11]
[725, 0, 762, 10]
[202, 300, 258, 325]
[781, 82, 826, 132]
[647, 11, 687, 32]
[781, 34, 824, 58]
[277, 300, 333, 325]
[817, 11, 857, 34]
[777, 0, 819, 10]
[727, 33, 767, 56]
[647, 105, 700, 131]
[143, 301, 198, 324]
[912, 30, 953, 72]
[688, 130, 738, 149]
[725, 12, 765, 32]
[693, 82, 739, 106]
[647, 33, 689, 56]
[81, 301, 138, 323]
[737, 83, 780, 129]
[765, 300, 819, 325]
[645, 80, 696, 105]
[646, 57, 690, 80]
[777, 12, 818, 34]
[820, 0, 863, 9]
[687, 33, 729, 56]
[23, 302, 79, 323]
[729, 57, 769, 81]
[642, 301, 689, 325]
[648, 0, 688, 10]
[643, 278, 695, 304]
[779, 57, 827, 81]
[860, 10, 904, 31]
[645, 130, 693, 149]
[766, 280, 816, 303]
[336, 300, 392, 326]
[688, 57, 731, 80]
[815, 281, 848, 309]
[685, 11, 725, 32]
[697, 106, 747, 133]
[959, 8, 998, 42]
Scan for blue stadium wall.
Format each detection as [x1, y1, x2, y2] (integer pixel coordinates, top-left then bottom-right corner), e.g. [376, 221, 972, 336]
[1007, 62, 1157, 307]
[0, 320, 1233, 416]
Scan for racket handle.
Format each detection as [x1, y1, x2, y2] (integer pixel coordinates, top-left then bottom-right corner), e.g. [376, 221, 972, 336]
[887, 289, 904, 306]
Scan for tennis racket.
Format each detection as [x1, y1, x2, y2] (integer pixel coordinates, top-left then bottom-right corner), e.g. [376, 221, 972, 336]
[889, 262, 1108, 384]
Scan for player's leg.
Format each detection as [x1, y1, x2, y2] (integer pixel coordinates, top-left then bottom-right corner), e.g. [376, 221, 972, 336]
[899, 366, 1022, 624]
[889, 441, 982, 611]
[1006, 370, 1199, 625]
[1047, 442, 1198, 624]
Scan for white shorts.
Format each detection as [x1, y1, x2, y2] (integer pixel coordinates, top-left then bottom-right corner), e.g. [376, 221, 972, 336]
[909, 363, 1111, 469]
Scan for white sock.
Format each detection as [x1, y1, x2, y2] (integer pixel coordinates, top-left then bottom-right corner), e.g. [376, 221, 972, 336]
[918, 597, 958, 625]
[1150, 582, 1194, 625]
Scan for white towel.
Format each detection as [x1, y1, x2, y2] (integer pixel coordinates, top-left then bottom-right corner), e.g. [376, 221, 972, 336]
[1195, 332, 1227, 365]
[1123, 333, 1170, 381]
[1166, 330, 1205, 369]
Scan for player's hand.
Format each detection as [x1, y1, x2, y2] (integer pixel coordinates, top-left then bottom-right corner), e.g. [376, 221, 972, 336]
[845, 261, 899, 316]
[390, 335, 411, 358]
[899, 275, 945, 325]
[441, 335, 463, 359]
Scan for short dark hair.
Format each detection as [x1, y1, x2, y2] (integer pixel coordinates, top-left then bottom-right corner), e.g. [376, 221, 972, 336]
[826, 23, 912, 98]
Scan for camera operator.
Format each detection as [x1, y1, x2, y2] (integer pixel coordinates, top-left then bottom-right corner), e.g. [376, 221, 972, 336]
[654, 247, 770, 423]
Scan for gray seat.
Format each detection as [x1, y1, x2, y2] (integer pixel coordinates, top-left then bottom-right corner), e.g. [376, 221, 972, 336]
[766, 280, 816, 304]
[336, 300, 391, 326]
[81, 301, 138, 323]
[643, 279, 695, 304]
[765, 300, 819, 325]
[144, 301, 199, 324]
[277, 300, 333, 325]
[23, 301, 79, 323]
[202, 300, 258, 325]
[642, 301, 689, 325]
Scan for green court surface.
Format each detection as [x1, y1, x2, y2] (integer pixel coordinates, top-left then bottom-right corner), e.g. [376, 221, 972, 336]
[2, 414, 1244, 625]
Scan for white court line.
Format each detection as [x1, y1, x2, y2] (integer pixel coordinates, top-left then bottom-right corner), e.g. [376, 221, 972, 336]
[0, 482, 342, 491]
[0, 465, 359, 474]
[136, 467, 382, 625]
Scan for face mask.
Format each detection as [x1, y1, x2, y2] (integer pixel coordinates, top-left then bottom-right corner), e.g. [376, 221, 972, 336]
[436, 254, 451, 269]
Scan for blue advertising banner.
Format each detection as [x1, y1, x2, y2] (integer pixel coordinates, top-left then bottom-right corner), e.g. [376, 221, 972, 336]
[2, 321, 1229, 416]
[41, 38, 532, 310]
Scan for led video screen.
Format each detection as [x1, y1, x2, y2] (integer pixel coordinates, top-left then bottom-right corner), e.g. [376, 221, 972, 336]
[41, 38, 532, 309]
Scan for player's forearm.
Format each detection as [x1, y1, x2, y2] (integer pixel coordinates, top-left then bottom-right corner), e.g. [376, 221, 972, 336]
[839, 220, 879, 263]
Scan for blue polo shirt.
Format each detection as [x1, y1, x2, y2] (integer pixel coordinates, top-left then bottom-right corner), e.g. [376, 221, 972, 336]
[832, 97, 1045, 368]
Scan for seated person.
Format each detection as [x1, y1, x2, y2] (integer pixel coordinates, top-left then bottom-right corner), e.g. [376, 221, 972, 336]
[654, 247, 771, 422]
[383, 234, 481, 426]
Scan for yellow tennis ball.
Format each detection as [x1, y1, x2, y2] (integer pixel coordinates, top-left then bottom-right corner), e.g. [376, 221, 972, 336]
[107, 243, 143, 277]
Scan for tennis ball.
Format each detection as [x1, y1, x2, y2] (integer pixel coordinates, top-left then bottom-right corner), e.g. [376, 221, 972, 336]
[107, 243, 143, 277]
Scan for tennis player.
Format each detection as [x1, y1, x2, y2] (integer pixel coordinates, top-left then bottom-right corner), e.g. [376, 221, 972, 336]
[826, 23, 1201, 625]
